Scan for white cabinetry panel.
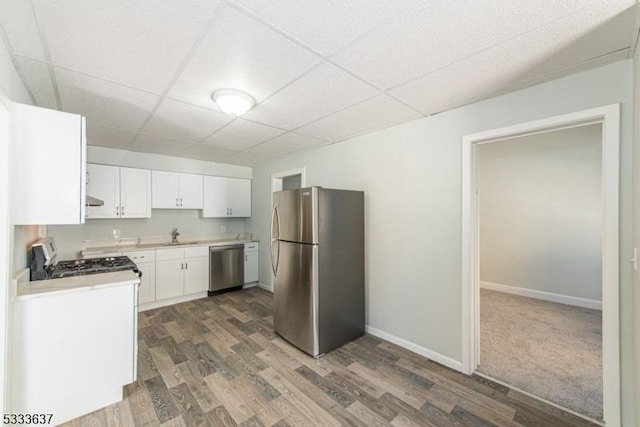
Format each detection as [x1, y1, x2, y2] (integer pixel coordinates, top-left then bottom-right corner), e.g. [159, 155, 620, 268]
[86, 164, 119, 219]
[183, 256, 208, 294]
[152, 171, 203, 209]
[13, 103, 86, 225]
[11, 283, 136, 425]
[86, 164, 150, 219]
[244, 242, 259, 283]
[203, 176, 251, 218]
[156, 258, 184, 300]
[120, 167, 151, 218]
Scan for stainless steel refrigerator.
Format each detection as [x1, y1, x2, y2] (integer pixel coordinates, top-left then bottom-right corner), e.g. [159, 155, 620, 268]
[271, 186, 364, 357]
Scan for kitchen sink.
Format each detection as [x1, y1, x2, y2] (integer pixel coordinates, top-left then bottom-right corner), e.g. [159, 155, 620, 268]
[164, 241, 199, 246]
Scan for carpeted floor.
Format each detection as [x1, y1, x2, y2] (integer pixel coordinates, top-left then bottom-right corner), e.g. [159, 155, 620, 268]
[477, 289, 602, 421]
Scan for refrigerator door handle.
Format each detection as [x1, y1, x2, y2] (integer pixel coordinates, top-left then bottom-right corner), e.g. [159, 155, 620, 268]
[271, 203, 280, 276]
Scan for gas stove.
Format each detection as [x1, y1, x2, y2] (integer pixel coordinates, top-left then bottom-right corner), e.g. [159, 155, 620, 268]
[30, 237, 140, 281]
[51, 256, 140, 279]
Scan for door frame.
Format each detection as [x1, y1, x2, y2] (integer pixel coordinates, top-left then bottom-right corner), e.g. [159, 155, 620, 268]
[267, 167, 306, 292]
[461, 104, 620, 426]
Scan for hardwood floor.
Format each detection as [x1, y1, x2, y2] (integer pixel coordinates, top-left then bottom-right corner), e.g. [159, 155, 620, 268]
[62, 288, 598, 427]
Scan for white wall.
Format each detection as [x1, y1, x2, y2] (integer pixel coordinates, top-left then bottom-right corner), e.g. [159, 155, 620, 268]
[248, 60, 635, 424]
[46, 146, 253, 259]
[48, 210, 247, 259]
[0, 34, 34, 415]
[478, 125, 602, 301]
[632, 39, 640, 427]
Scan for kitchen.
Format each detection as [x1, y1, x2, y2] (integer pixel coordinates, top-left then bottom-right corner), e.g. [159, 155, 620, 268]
[1, 1, 639, 426]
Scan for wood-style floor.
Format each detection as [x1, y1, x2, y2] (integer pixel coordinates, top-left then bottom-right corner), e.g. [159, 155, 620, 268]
[62, 287, 597, 427]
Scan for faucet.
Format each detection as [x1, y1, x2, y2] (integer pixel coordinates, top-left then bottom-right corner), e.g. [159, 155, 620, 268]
[171, 228, 180, 244]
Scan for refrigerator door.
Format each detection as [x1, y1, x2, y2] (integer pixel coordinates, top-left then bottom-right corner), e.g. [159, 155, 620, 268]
[273, 240, 318, 356]
[272, 187, 318, 244]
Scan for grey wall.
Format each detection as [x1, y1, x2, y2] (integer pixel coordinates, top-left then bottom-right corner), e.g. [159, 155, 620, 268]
[478, 125, 602, 301]
[247, 60, 635, 424]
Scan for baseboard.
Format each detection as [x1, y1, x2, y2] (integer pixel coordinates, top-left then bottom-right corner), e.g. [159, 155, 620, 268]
[257, 282, 273, 293]
[139, 292, 208, 312]
[480, 281, 602, 310]
[365, 325, 463, 372]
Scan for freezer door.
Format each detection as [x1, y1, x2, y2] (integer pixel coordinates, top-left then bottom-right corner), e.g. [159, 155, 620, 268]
[273, 241, 318, 356]
[272, 187, 318, 244]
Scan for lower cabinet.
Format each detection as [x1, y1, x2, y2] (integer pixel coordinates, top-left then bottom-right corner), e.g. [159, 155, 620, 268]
[156, 246, 209, 300]
[11, 282, 137, 425]
[244, 242, 259, 283]
[123, 250, 156, 304]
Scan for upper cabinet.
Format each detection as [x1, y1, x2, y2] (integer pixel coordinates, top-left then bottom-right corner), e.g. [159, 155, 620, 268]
[203, 176, 251, 218]
[86, 164, 151, 219]
[152, 171, 203, 209]
[12, 103, 86, 225]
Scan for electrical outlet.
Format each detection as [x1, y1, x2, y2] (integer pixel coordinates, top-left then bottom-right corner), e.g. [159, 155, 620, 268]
[220, 225, 227, 233]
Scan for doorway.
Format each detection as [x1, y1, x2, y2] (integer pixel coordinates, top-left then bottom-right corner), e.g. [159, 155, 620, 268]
[461, 105, 620, 426]
[476, 124, 603, 420]
[269, 168, 306, 291]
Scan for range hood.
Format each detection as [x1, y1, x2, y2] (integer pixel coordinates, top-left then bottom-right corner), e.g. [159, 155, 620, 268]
[85, 195, 104, 207]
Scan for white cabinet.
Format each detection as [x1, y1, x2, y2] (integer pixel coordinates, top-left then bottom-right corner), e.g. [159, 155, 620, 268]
[155, 246, 209, 300]
[123, 250, 155, 304]
[244, 242, 259, 283]
[203, 176, 251, 217]
[183, 254, 209, 294]
[152, 170, 203, 209]
[11, 282, 137, 425]
[12, 103, 86, 225]
[86, 164, 151, 219]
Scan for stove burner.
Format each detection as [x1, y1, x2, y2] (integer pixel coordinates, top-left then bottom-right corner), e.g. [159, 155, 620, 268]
[49, 255, 140, 279]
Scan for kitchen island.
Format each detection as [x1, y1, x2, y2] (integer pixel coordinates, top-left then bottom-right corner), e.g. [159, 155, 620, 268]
[10, 270, 140, 425]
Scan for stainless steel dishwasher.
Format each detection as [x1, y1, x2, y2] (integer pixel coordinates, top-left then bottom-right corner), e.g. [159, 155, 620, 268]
[208, 244, 245, 296]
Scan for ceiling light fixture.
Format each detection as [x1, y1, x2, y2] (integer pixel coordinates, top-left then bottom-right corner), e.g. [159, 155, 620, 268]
[212, 88, 255, 116]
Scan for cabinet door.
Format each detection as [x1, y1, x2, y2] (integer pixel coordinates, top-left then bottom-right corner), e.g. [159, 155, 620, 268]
[86, 164, 120, 219]
[179, 173, 203, 209]
[155, 259, 184, 300]
[120, 167, 151, 218]
[152, 170, 180, 209]
[202, 176, 229, 217]
[13, 104, 86, 225]
[135, 262, 156, 304]
[244, 251, 259, 283]
[228, 178, 251, 217]
[183, 256, 209, 294]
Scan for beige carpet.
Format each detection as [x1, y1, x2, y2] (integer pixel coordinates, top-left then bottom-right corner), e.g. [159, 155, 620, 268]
[477, 289, 602, 421]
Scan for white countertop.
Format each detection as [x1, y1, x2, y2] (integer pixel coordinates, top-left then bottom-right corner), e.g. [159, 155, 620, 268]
[82, 238, 258, 256]
[16, 270, 140, 301]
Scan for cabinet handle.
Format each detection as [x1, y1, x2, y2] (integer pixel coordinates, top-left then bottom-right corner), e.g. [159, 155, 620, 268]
[121, 206, 124, 216]
[230, 207, 233, 215]
[245, 255, 247, 262]
[176, 198, 179, 207]
[116, 206, 119, 216]
[181, 263, 184, 270]
[185, 262, 188, 270]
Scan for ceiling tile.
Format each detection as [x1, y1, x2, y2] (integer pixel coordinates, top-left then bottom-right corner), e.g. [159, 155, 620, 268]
[390, 1, 635, 115]
[167, 5, 321, 109]
[247, 131, 325, 158]
[0, 1, 44, 59]
[243, 62, 378, 129]
[55, 67, 160, 131]
[140, 99, 232, 142]
[86, 124, 137, 150]
[229, 0, 422, 56]
[332, 0, 599, 90]
[205, 119, 286, 151]
[13, 56, 57, 109]
[297, 94, 421, 141]
[129, 133, 195, 157]
[222, 151, 271, 167]
[31, 0, 222, 93]
[181, 144, 239, 163]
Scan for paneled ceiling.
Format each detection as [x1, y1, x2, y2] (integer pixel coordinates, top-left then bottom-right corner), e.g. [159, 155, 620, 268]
[0, 1, 637, 167]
